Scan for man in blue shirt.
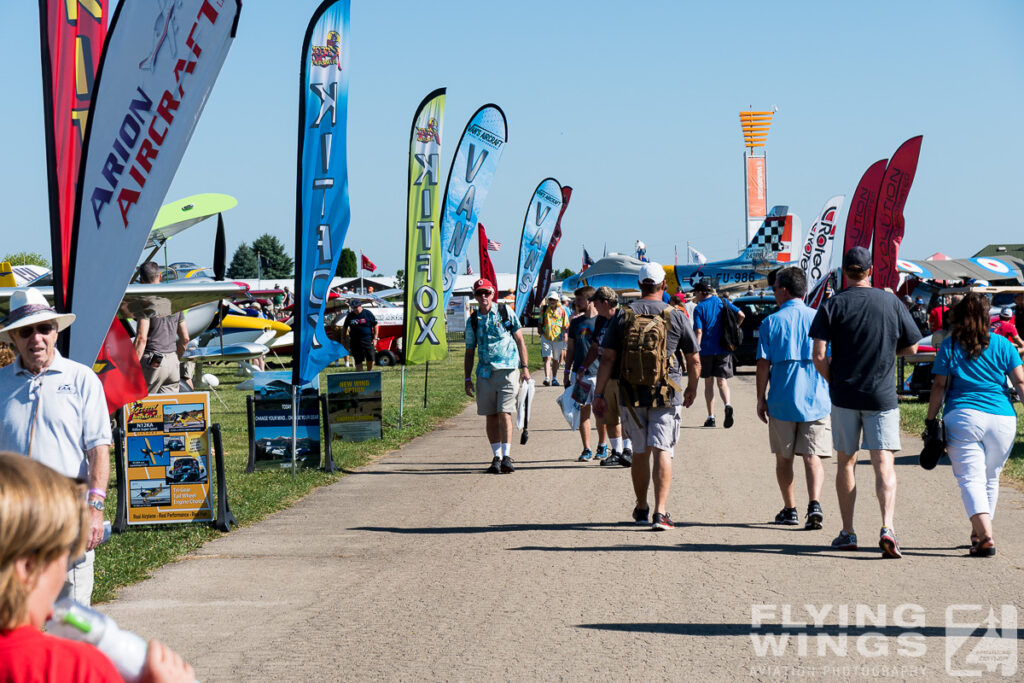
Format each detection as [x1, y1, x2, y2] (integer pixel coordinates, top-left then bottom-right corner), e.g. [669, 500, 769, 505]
[756, 267, 832, 530]
[464, 278, 531, 474]
[692, 278, 744, 428]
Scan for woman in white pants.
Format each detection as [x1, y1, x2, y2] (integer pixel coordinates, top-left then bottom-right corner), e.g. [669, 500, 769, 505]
[927, 293, 1024, 557]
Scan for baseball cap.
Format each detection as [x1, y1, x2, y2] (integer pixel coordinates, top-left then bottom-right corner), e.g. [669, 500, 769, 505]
[638, 261, 665, 285]
[1000, 307, 1013, 319]
[842, 246, 872, 271]
[915, 298, 924, 304]
[473, 278, 495, 294]
[693, 277, 713, 294]
[590, 286, 618, 303]
[546, 291, 560, 301]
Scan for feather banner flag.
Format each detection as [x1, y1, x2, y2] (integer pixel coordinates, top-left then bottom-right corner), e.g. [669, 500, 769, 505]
[66, 0, 241, 367]
[872, 136, 923, 292]
[293, 0, 351, 386]
[403, 89, 447, 364]
[514, 178, 564, 320]
[477, 222, 498, 290]
[799, 195, 845, 299]
[842, 158, 887, 289]
[38, 0, 108, 308]
[439, 104, 507, 308]
[527, 186, 572, 314]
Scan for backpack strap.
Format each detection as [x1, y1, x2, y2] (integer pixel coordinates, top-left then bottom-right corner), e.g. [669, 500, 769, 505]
[470, 311, 479, 336]
[498, 303, 511, 329]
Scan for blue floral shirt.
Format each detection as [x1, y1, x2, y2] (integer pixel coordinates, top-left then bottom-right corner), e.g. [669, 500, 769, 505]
[466, 305, 523, 378]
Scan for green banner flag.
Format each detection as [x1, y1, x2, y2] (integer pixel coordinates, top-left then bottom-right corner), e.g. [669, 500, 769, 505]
[403, 88, 447, 364]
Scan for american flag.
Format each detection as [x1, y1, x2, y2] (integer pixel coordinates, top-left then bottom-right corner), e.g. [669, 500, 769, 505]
[487, 239, 502, 252]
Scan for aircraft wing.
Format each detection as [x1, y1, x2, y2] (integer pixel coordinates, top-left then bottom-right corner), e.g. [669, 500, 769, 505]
[0, 281, 248, 319]
[896, 257, 1023, 283]
[147, 193, 238, 248]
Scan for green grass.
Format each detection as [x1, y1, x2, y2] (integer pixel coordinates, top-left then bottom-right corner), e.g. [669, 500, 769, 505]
[899, 397, 1024, 485]
[94, 335, 545, 603]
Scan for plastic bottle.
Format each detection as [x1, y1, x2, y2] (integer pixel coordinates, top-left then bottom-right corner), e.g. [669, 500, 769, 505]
[45, 598, 150, 683]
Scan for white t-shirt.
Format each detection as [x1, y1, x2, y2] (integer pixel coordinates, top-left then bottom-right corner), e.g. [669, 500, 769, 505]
[0, 351, 112, 479]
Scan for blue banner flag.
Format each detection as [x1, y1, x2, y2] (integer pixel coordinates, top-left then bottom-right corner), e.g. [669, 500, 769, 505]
[440, 104, 507, 308]
[294, 0, 351, 386]
[514, 178, 563, 320]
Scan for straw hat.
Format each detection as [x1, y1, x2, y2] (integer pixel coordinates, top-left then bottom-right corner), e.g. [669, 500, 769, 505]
[0, 288, 76, 343]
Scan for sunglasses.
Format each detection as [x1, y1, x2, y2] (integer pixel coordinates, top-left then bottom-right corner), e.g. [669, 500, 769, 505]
[17, 323, 55, 339]
[474, 290, 493, 297]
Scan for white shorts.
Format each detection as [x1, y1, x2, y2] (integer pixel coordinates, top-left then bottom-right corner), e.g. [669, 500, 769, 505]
[540, 338, 565, 359]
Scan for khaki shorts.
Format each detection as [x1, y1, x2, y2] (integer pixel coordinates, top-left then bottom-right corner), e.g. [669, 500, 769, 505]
[768, 416, 833, 459]
[476, 369, 518, 416]
[622, 405, 680, 454]
[596, 378, 621, 426]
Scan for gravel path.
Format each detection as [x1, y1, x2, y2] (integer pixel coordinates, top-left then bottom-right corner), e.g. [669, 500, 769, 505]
[104, 371, 1024, 681]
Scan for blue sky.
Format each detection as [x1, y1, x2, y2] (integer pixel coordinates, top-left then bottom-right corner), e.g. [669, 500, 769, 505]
[2, 1, 1022, 276]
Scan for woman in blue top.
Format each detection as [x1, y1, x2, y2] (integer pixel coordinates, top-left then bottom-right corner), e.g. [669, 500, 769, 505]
[926, 293, 1024, 557]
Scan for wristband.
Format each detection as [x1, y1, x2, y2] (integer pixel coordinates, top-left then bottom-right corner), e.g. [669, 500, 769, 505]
[595, 393, 604, 399]
[88, 488, 106, 499]
[465, 377, 472, 381]
[519, 364, 528, 369]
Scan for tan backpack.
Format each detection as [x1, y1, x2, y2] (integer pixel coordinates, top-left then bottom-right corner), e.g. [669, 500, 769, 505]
[619, 308, 680, 408]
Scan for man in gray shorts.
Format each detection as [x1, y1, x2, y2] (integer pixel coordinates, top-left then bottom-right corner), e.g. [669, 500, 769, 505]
[594, 262, 700, 531]
[692, 278, 744, 429]
[464, 278, 531, 474]
[810, 247, 921, 558]
[756, 267, 832, 530]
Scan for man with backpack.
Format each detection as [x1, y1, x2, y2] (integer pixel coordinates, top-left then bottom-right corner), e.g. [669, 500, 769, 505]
[692, 278, 744, 428]
[593, 263, 700, 530]
[464, 278, 531, 474]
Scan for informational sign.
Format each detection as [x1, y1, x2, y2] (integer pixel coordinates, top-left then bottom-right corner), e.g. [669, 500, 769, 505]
[123, 392, 212, 525]
[252, 371, 321, 470]
[327, 371, 382, 442]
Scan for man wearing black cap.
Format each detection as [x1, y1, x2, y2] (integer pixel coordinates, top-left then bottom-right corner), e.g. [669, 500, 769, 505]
[341, 300, 379, 371]
[809, 246, 921, 558]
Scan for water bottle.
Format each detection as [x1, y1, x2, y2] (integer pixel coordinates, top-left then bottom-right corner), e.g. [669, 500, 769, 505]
[45, 598, 150, 683]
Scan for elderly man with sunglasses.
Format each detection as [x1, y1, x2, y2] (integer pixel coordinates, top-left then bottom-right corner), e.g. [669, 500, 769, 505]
[464, 278, 530, 474]
[0, 288, 111, 605]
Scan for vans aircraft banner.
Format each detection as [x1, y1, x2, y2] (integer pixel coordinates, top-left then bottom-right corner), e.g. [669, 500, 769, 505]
[294, 0, 351, 386]
[66, 0, 241, 367]
[403, 89, 447, 365]
[799, 195, 845, 298]
[440, 104, 507, 308]
[38, 0, 108, 307]
[528, 186, 572, 313]
[872, 136, 923, 292]
[515, 178, 564, 320]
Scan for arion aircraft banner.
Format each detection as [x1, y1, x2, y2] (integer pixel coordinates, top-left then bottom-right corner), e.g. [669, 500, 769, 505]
[440, 104, 507, 308]
[67, 0, 241, 367]
[403, 88, 447, 365]
[294, 0, 352, 386]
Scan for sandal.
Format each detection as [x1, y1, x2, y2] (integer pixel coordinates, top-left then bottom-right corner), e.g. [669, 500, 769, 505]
[969, 536, 996, 558]
[970, 532, 979, 547]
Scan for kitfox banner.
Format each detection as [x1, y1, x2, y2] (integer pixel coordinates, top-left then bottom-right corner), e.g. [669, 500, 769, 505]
[439, 104, 508, 308]
[66, 0, 241, 367]
[38, 0, 108, 307]
[514, 178, 564, 321]
[294, 0, 351, 386]
[872, 136, 923, 292]
[799, 195, 845, 297]
[403, 88, 447, 364]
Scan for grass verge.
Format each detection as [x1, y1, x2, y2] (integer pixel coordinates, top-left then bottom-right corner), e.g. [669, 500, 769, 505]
[95, 334, 545, 603]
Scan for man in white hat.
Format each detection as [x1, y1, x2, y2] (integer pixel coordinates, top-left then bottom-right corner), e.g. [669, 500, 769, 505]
[537, 291, 568, 386]
[0, 287, 112, 604]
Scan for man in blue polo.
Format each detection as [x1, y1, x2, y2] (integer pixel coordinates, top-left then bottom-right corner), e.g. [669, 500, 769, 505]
[756, 267, 831, 530]
[692, 278, 744, 428]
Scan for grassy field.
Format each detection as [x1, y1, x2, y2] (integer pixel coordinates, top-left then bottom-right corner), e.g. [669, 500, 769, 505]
[94, 334, 544, 603]
[898, 397, 1024, 485]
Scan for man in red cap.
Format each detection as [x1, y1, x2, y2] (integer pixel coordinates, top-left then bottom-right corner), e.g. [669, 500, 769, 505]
[464, 278, 531, 473]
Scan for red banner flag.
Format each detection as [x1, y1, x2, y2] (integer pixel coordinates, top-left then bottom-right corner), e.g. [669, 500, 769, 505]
[38, 0, 108, 308]
[842, 158, 887, 289]
[93, 321, 147, 415]
[872, 136, 923, 291]
[361, 254, 377, 272]
[478, 223, 497, 290]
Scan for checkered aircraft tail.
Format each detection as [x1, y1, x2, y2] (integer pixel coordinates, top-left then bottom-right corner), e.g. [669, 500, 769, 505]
[740, 205, 799, 265]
